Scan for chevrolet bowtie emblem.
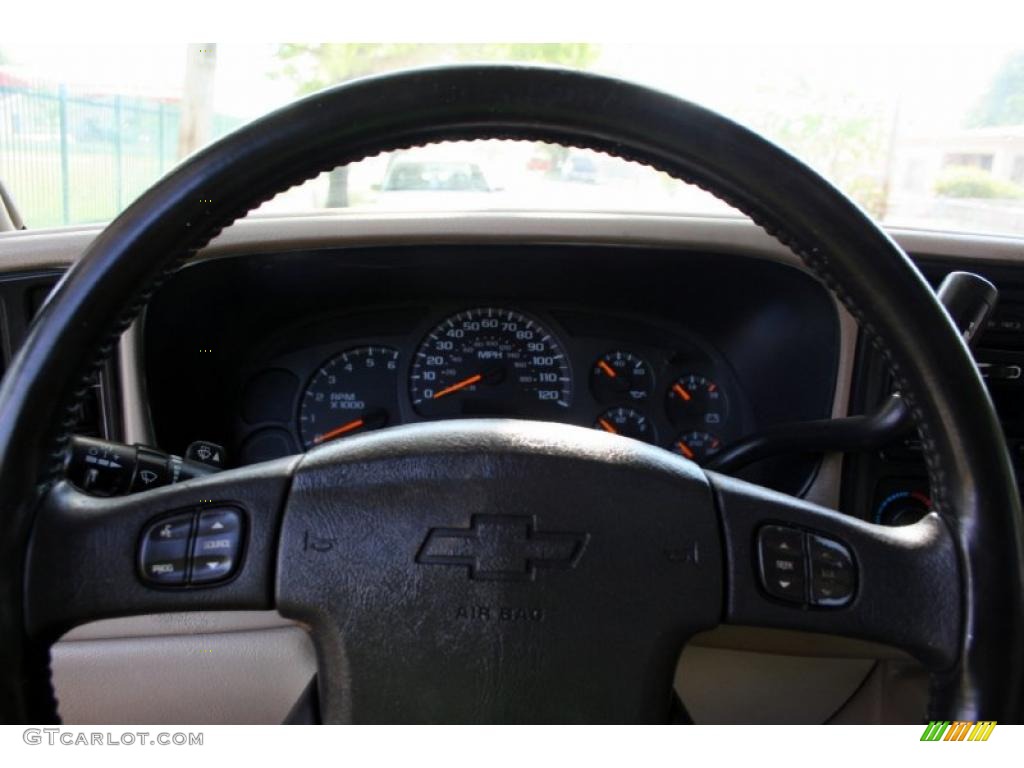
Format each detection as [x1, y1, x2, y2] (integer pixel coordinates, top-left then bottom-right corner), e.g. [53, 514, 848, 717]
[416, 514, 588, 581]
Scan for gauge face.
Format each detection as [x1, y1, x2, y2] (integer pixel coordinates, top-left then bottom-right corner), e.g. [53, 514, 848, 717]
[673, 430, 722, 464]
[594, 406, 657, 444]
[409, 308, 572, 419]
[297, 346, 399, 449]
[590, 351, 653, 403]
[666, 373, 729, 429]
[874, 490, 932, 526]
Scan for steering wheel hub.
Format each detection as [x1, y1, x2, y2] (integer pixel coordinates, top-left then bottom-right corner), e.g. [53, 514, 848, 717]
[277, 420, 722, 722]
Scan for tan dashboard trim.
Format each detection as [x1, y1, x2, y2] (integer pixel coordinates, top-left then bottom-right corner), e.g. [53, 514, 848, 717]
[2, 211, 1022, 269]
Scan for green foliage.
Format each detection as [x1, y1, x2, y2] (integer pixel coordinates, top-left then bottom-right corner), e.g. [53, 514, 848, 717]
[845, 174, 887, 218]
[274, 43, 600, 95]
[967, 51, 1024, 128]
[934, 165, 1024, 199]
[741, 81, 891, 214]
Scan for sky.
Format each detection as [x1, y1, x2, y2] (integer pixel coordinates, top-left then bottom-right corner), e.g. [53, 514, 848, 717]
[1, 44, 293, 115]
[2, 2, 1023, 234]
[1, 42, 1017, 135]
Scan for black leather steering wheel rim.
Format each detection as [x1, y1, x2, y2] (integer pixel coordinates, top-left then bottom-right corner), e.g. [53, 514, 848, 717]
[1, 64, 1021, 723]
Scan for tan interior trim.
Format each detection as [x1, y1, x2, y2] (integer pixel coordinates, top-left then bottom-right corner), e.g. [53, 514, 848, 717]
[53, 624, 316, 725]
[0, 179, 25, 232]
[118, 319, 155, 445]
[61, 610, 296, 641]
[3, 212, 1021, 270]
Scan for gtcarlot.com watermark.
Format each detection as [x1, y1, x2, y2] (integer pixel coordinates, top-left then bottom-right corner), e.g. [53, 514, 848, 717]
[23, 729, 203, 746]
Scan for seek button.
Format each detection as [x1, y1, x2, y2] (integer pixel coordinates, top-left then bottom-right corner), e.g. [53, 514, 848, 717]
[189, 509, 242, 584]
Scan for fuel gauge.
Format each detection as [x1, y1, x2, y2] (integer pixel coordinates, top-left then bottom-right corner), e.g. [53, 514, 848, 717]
[874, 489, 932, 526]
[591, 351, 653, 403]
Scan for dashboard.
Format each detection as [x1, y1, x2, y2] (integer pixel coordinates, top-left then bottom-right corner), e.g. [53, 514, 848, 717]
[4, 213, 1023, 724]
[142, 243, 840, 497]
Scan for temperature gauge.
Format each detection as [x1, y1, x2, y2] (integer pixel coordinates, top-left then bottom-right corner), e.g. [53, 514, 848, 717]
[673, 431, 723, 464]
[874, 489, 932, 526]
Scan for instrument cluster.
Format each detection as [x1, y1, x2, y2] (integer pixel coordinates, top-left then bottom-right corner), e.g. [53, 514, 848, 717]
[237, 304, 749, 466]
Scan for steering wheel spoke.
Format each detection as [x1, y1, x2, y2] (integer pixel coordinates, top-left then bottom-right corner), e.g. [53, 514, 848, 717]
[24, 458, 296, 643]
[710, 472, 961, 670]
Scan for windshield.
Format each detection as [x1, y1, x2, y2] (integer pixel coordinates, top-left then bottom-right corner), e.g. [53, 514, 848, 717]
[1, 43, 1023, 236]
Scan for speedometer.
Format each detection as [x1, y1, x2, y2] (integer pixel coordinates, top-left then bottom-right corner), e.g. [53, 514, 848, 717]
[409, 308, 572, 419]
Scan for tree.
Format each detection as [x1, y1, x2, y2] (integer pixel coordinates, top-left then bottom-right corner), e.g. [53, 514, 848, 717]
[744, 79, 891, 216]
[276, 44, 600, 95]
[274, 44, 601, 206]
[178, 44, 218, 159]
[967, 51, 1024, 128]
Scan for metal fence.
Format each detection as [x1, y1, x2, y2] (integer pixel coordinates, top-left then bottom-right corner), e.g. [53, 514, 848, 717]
[0, 84, 242, 228]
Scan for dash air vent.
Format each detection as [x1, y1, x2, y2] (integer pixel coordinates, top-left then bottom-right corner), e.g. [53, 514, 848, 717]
[982, 305, 1024, 347]
[0, 271, 114, 439]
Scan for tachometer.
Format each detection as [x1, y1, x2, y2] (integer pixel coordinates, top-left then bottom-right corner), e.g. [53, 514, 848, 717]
[298, 346, 399, 449]
[409, 308, 572, 418]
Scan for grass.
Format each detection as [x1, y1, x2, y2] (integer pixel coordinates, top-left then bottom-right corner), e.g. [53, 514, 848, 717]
[1, 148, 168, 228]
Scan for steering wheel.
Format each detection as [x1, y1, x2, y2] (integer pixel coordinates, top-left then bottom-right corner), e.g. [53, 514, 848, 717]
[1, 65, 1022, 724]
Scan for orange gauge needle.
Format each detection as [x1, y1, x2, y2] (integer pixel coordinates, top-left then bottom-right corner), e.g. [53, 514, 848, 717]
[598, 418, 619, 434]
[314, 417, 365, 445]
[672, 383, 692, 402]
[597, 360, 618, 378]
[432, 373, 483, 400]
[677, 441, 696, 460]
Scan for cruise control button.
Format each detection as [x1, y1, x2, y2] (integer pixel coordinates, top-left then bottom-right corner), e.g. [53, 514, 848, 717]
[809, 535, 852, 566]
[140, 513, 193, 585]
[809, 534, 856, 606]
[812, 562, 854, 584]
